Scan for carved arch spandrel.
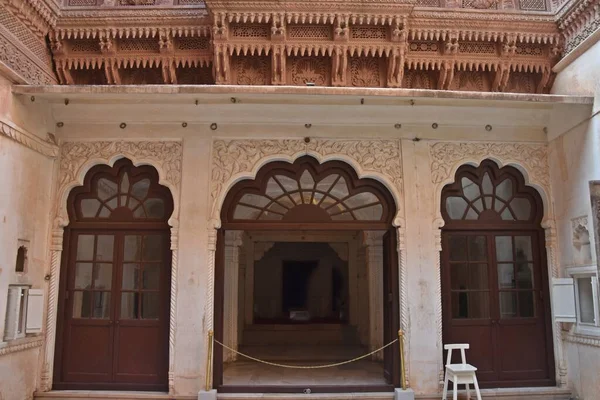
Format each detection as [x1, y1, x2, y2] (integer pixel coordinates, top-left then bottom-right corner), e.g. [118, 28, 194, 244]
[43, 139, 183, 394]
[210, 138, 405, 228]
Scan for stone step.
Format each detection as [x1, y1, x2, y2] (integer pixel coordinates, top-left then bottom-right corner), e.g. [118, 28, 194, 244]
[242, 324, 360, 346]
[236, 345, 369, 361]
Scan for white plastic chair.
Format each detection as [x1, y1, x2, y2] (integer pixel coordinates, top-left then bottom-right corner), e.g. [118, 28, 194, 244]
[442, 344, 482, 400]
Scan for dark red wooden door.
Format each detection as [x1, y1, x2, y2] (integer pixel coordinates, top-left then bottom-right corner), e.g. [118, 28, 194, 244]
[442, 230, 552, 387]
[61, 230, 169, 390]
[383, 229, 400, 386]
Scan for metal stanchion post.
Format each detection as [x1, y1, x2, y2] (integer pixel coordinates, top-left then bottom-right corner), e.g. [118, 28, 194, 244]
[398, 329, 406, 390]
[205, 330, 214, 391]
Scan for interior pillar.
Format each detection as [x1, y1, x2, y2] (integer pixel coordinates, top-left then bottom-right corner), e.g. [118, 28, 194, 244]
[363, 230, 385, 360]
[223, 230, 243, 362]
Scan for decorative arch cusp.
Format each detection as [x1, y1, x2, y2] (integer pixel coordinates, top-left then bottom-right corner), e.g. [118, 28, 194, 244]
[220, 156, 397, 230]
[210, 139, 405, 228]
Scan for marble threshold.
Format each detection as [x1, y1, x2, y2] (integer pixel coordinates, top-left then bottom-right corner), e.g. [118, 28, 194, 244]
[34, 387, 571, 400]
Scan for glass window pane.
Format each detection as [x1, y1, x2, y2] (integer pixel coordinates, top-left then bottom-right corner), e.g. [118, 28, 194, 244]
[469, 264, 489, 290]
[94, 263, 112, 289]
[446, 197, 468, 219]
[122, 263, 140, 290]
[143, 235, 163, 261]
[96, 235, 114, 261]
[465, 208, 478, 220]
[133, 205, 146, 218]
[468, 236, 487, 261]
[106, 197, 118, 210]
[494, 199, 506, 212]
[119, 195, 128, 208]
[259, 212, 283, 220]
[81, 198, 101, 217]
[519, 291, 535, 317]
[75, 263, 93, 289]
[144, 198, 165, 218]
[461, 177, 480, 201]
[240, 194, 270, 208]
[353, 204, 383, 221]
[331, 212, 354, 221]
[498, 263, 515, 289]
[77, 235, 95, 260]
[277, 195, 295, 209]
[143, 264, 161, 289]
[316, 175, 338, 192]
[266, 178, 285, 198]
[320, 195, 337, 209]
[98, 178, 118, 200]
[482, 173, 493, 195]
[499, 292, 517, 318]
[92, 292, 111, 319]
[72, 291, 91, 318]
[299, 170, 315, 189]
[276, 175, 298, 192]
[451, 263, 469, 290]
[120, 173, 130, 193]
[484, 196, 493, 210]
[302, 191, 312, 204]
[121, 292, 139, 319]
[495, 236, 513, 262]
[141, 293, 160, 319]
[510, 198, 531, 221]
[131, 178, 150, 200]
[290, 192, 303, 205]
[345, 192, 379, 209]
[268, 202, 288, 214]
[496, 179, 513, 201]
[330, 177, 350, 199]
[515, 236, 533, 261]
[577, 277, 595, 324]
[473, 199, 484, 212]
[501, 208, 514, 221]
[448, 236, 467, 261]
[124, 235, 142, 261]
[233, 205, 261, 220]
[516, 263, 534, 289]
[452, 292, 490, 319]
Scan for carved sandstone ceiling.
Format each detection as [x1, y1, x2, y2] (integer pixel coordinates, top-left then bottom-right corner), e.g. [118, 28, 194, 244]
[1, 0, 599, 92]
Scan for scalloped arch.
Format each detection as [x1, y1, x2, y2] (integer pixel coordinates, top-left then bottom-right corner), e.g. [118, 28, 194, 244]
[210, 141, 405, 228]
[56, 141, 183, 228]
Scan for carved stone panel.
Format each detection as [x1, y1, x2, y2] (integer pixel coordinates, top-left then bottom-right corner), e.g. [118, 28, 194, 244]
[232, 56, 270, 85]
[448, 71, 492, 92]
[590, 181, 600, 274]
[288, 57, 330, 86]
[349, 57, 384, 88]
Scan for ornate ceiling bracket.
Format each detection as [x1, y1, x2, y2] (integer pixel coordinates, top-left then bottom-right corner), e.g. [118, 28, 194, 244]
[210, 138, 404, 227]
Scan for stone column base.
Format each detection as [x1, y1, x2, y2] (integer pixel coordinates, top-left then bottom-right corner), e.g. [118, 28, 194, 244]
[198, 389, 217, 400]
[394, 388, 415, 400]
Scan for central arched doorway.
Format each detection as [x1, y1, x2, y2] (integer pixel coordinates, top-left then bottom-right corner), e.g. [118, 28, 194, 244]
[214, 156, 400, 392]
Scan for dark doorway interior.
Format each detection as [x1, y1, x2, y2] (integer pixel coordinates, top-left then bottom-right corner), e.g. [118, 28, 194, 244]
[282, 260, 318, 314]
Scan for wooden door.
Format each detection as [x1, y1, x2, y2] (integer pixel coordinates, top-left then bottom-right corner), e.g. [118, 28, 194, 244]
[382, 229, 400, 386]
[60, 230, 170, 390]
[442, 230, 552, 387]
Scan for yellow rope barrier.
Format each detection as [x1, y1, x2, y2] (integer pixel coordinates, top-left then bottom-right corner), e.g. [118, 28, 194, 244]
[213, 337, 398, 369]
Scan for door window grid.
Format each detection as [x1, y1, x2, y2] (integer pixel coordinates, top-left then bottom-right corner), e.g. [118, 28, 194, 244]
[448, 235, 491, 319]
[72, 234, 114, 319]
[120, 234, 162, 320]
[495, 235, 536, 318]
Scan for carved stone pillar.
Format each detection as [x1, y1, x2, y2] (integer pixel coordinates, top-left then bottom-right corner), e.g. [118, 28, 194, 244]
[223, 231, 243, 362]
[543, 220, 568, 387]
[433, 220, 445, 387]
[168, 219, 179, 393]
[204, 226, 218, 389]
[396, 225, 410, 388]
[331, 46, 348, 87]
[363, 231, 385, 360]
[356, 243, 370, 346]
[271, 45, 286, 85]
[40, 221, 66, 391]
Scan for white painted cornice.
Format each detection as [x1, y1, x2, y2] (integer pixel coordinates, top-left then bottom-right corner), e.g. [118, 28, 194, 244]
[0, 118, 59, 158]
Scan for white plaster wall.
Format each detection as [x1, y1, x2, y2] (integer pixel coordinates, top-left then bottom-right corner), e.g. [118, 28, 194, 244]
[0, 75, 55, 400]
[550, 39, 600, 400]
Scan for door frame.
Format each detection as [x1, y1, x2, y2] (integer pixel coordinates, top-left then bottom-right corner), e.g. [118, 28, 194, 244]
[213, 157, 400, 393]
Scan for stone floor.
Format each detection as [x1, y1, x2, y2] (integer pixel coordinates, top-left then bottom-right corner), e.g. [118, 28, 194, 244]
[223, 359, 386, 386]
